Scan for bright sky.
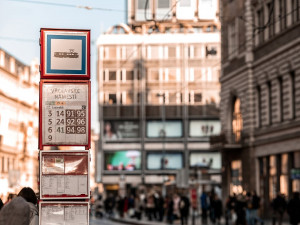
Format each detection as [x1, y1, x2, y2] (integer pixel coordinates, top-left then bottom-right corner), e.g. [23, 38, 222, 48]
[0, 0, 126, 132]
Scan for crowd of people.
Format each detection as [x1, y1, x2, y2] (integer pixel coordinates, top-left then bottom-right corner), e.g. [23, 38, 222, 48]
[92, 190, 300, 225]
[0, 187, 38, 225]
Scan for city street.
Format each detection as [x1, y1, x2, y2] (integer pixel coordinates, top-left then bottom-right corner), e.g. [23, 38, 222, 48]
[89, 217, 124, 225]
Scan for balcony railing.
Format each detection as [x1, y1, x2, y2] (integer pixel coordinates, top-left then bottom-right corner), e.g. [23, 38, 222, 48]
[210, 129, 245, 148]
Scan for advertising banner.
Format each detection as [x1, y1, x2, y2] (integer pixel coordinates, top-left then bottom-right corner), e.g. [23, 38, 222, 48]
[189, 120, 221, 137]
[189, 152, 221, 169]
[39, 80, 91, 149]
[147, 152, 183, 170]
[103, 120, 139, 141]
[146, 120, 183, 138]
[104, 151, 141, 171]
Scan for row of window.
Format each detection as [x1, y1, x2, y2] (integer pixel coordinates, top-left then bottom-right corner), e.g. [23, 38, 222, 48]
[101, 91, 216, 105]
[102, 68, 219, 82]
[227, 0, 300, 59]
[0, 156, 16, 173]
[102, 45, 218, 60]
[256, 71, 296, 127]
[134, 0, 217, 21]
[255, 0, 300, 45]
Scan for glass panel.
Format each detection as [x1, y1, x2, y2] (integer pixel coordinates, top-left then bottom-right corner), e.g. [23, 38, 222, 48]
[158, 0, 170, 8]
[148, 69, 159, 81]
[126, 71, 134, 80]
[108, 47, 117, 59]
[281, 154, 288, 174]
[269, 155, 277, 200]
[108, 94, 117, 104]
[168, 69, 177, 81]
[232, 98, 243, 142]
[231, 160, 243, 195]
[168, 46, 176, 59]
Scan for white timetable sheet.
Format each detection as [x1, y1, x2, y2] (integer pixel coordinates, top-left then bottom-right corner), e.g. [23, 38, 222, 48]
[41, 175, 88, 196]
[41, 83, 89, 146]
[40, 203, 88, 225]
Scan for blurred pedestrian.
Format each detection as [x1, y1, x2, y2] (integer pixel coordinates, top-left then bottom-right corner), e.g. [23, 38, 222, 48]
[95, 195, 103, 218]
[167, 195, 174, 224]
[0, 196, 30, 225]
[104, 193, 115, 217]
[179, 193, 190, 225]
[225, 194, 236, 225]
[173, 193, 181, 221]
[0, 198, 3, 211]
[134, 196, 142, 220]
[211, 195, 222, 225]
[235, 194, 247, 225]
[17, 187, 38, 225]
[146, 194, 155, 220]
[201, 191, 210, 224]
[287, 192, 300, 225]
[251, 191, 263, 225]
[272, 193, 287, 225]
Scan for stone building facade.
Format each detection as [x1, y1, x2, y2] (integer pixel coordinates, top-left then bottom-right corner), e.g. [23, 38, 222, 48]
[216, 0, 300, 215]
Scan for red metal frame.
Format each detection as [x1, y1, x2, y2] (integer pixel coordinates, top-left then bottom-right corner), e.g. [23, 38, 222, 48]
[39, 80, 91, 150]
[39, 151, 90, 199]
[40, 28, 90, 80]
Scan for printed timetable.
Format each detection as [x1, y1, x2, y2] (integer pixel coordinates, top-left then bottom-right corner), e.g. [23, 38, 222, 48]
[41, 82, 90, 147]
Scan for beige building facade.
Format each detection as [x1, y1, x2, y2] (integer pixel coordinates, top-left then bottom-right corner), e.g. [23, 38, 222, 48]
[97, 0, 221, 195]
[0, 49, 39, 200]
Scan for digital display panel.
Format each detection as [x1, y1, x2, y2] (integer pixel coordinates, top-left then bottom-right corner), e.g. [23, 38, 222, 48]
[147, 152, 183, 170]
[189, 152, 221, 169]
[103, 120, 139, 141]
[146, 120, 183, 138]
[104, 151, 141, 171]
[189, 120, 221, 137]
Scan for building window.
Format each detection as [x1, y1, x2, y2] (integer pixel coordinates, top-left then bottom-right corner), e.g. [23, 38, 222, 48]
[231, 160, 243, 195]
[168, 92, 177, 104]
[138, 0, 148, 9]
[194, 68, 201, 82]
[279, 0, 287, 30]
[194, 45, 202, 58]
[108, 94, 117, 104]
[149, 46, 160, 59]
[105, 47, 117, 59]
[157, 0, 170, 8]
[257, 86, 262, 127]
[268, 81, 272, 125]
[228, 21, 237, 58]
[269, 155, 277, 201]
[278, 77, 283, 122]
[122, 92, 134, 105]
[180, 0, 191, 7]
[1, 157, 4, 172]
[232, 97, 243, 142]
[290, 71, 296, 119]
[126, 70, 134, 81]
[108, 71, 117, 81]
[292, 0, 300, 23]
[168, 69, 178, 82]
[148, 69, 159, 81]
[168, 46, 177, 59]
[268, 2, 275, 38]
[194, 93, 202, 103]
[280, 154, 289, 196]
[257, 8, 264, 44]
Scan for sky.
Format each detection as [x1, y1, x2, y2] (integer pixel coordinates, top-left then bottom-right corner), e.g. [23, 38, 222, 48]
[0, 0, 127, 132]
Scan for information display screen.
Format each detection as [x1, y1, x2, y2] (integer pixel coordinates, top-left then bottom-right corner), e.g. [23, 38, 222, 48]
[189, 152, 221, 169]
[146, 152, 183, 170]
[40, 81, 90, 148]
[40, 202, 89, 225]
[104, 151, 141, 171]
[40, 151, 89, 199]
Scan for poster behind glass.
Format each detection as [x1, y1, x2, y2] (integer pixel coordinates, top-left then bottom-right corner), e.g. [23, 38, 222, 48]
[146, 120, 183, 138]
[189, 152, 221, 169]
[104, 151, 141, 171]
[103, 120, 139, 141]
[147, 152, 183, 170]
[189, 120, 221, 137]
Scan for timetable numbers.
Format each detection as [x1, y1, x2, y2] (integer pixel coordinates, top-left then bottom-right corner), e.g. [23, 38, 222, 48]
[65, 108, 87, 135]
[66, 110, 75, 118]
[76, 110, 86, 117]
[66, 118, 76, 126]
[66, 126, 76, 134]
[56, 110, 64, 117]
[76, 118, 86, 126]
[76, 126, 86, 134]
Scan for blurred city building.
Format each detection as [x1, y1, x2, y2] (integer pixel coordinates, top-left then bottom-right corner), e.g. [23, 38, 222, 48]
[214, 0, 300, 216]
[0, 49, 39, 200]
[97, 0, 221, 197]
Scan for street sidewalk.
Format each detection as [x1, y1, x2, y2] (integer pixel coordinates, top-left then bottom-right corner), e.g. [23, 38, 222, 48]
[111, 216, 291, 225]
